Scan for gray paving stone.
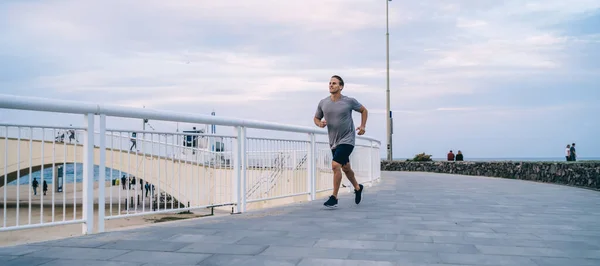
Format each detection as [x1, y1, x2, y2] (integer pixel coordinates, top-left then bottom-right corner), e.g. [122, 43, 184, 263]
[542, 240, 600, 250]
[164, 234, 244, 244]
[437, 253, 540, 266]
[0, 255, 17, 261]
[474, 244, 571, 257]
[24, 246, 129, 260]
[197, 255, 300, 266]
[176, 243, 268, 255]
[1, 171, 599, 265]
[260, 246, 352, 259]
[141, 264, 197, 266]
[0, 245, 48, 256]
[98, 240, 191, 252]
[399, 235, 434, 243]
[297, 258, 395, 266]
[108, 250, 211, 264]
[40, 259, 142, 266]
[235, 236, 319, 247]
[357, 233, 399, 241]
[314, 239, 396, 250]
[530, 257, 600, 266]
[1, 256, 55, 266]
[395, 242, 479, 254]
[34, 237, 115, 248]
[211, 229, 288, 238]
[562, 249, 600, 260]
[348, 249, 442, 264]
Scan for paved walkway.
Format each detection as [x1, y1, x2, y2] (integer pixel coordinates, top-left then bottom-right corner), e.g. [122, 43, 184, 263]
[1, 171, 600, 266]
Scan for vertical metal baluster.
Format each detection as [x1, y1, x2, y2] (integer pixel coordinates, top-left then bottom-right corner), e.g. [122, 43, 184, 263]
[142, 129, 145, 213]
[16, 128, 20, 226]
[127, 131, 131, 214]
[171, 134, 175, 210]
[152, 133, 156, 212]
[118, 132, 122, 215]
[98, 114, 106, 233]
[40, 128, 44, 224]
[28, 127, 32, 225]
[134, 130, 138, 214]
[62, 130, 66, 221]
[177, 134, 180, 209]
[110, 131, 114, 217]
[162, 134, 166, 211]
[52, 128, 56, 223]
[3, 126, 8, 228]
[73, 128, 77, 221]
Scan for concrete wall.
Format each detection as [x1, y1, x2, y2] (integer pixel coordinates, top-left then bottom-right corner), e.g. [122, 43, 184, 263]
[381, 161, 600, 190]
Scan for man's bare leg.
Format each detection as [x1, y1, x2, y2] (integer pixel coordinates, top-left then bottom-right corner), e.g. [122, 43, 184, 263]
[332, 162, 343, 198]
[342, 163, 360, 191]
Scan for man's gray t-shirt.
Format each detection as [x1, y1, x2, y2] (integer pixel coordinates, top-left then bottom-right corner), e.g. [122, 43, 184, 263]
[314, 95, 363, 149]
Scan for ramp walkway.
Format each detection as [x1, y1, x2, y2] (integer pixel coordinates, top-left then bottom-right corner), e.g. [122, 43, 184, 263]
[1, 171, 599, 266]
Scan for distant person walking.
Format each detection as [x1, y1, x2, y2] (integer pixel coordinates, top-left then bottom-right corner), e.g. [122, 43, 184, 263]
[121, 175, 126, 190]
[43, 180, 48, 196]
[314, 75, 367, 208]
[130, 132, 137, 151]
[32, 178, 38, 195]
[447, 150, 455, 161]
[565, 144, 571, 161]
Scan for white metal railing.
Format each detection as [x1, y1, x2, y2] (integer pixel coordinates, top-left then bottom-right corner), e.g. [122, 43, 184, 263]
[0, 94, 381, 235]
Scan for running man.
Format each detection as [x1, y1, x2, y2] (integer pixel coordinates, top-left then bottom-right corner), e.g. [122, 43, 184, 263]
[314, 75, 368, 208]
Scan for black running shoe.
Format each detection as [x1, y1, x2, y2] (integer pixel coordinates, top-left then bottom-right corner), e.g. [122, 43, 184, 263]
[324, 195, 338, 208]
[354, 184, 364, 204]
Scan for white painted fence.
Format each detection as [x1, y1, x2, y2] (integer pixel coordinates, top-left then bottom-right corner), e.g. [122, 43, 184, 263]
[0, 94, 381, 235]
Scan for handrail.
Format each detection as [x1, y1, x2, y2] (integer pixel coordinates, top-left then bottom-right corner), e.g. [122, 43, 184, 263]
[0, 94, 380, 143]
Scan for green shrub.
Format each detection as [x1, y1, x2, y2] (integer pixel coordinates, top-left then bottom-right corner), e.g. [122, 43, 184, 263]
[410, 152, 433, 162]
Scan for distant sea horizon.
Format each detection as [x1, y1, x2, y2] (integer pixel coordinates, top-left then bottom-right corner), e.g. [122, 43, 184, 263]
[390, 157, 600, 162]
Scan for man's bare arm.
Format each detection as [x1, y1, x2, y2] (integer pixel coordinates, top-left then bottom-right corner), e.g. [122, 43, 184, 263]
[358, 106, 368, 128]
[314, 117, 326, 128]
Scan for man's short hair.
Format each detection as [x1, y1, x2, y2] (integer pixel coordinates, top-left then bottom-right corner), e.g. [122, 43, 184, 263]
[331, 75, 344, 87]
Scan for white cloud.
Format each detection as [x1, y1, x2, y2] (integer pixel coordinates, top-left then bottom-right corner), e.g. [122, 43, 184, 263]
[1, 0, 599, 158]
[150, 0, 413, 32]
[456, 18, 488, 28]
[5, 0, 591, 104]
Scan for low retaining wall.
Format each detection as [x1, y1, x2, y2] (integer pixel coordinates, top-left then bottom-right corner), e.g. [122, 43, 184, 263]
[381, 161, 600, 190]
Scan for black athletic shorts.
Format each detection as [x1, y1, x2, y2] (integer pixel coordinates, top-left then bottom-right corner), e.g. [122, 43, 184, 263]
[331, 144, 354, 166]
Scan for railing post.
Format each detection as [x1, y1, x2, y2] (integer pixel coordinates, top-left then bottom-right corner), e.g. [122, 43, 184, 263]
[232, 126, 246, 213]
[369, 140, 374, 186]
[232, 127, 239, 213]
[307, 133, 316, 201]
[97, 114, 106, 233]
[240, 126, 247, 213]
[82, 113, 94, 234]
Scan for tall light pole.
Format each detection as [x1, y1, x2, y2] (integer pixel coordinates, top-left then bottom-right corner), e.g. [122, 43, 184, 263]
[386, 0, 393, 161]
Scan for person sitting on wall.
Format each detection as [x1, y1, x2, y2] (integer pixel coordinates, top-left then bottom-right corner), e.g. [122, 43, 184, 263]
[456, 150, 464, 161]
[447, 150, 455, 161]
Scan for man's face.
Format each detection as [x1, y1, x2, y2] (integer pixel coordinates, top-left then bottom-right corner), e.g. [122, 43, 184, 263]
[329, 77, 342, 94]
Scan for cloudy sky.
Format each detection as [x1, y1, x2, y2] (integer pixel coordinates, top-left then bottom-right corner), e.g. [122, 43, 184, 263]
[0, 0, 598, 159]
